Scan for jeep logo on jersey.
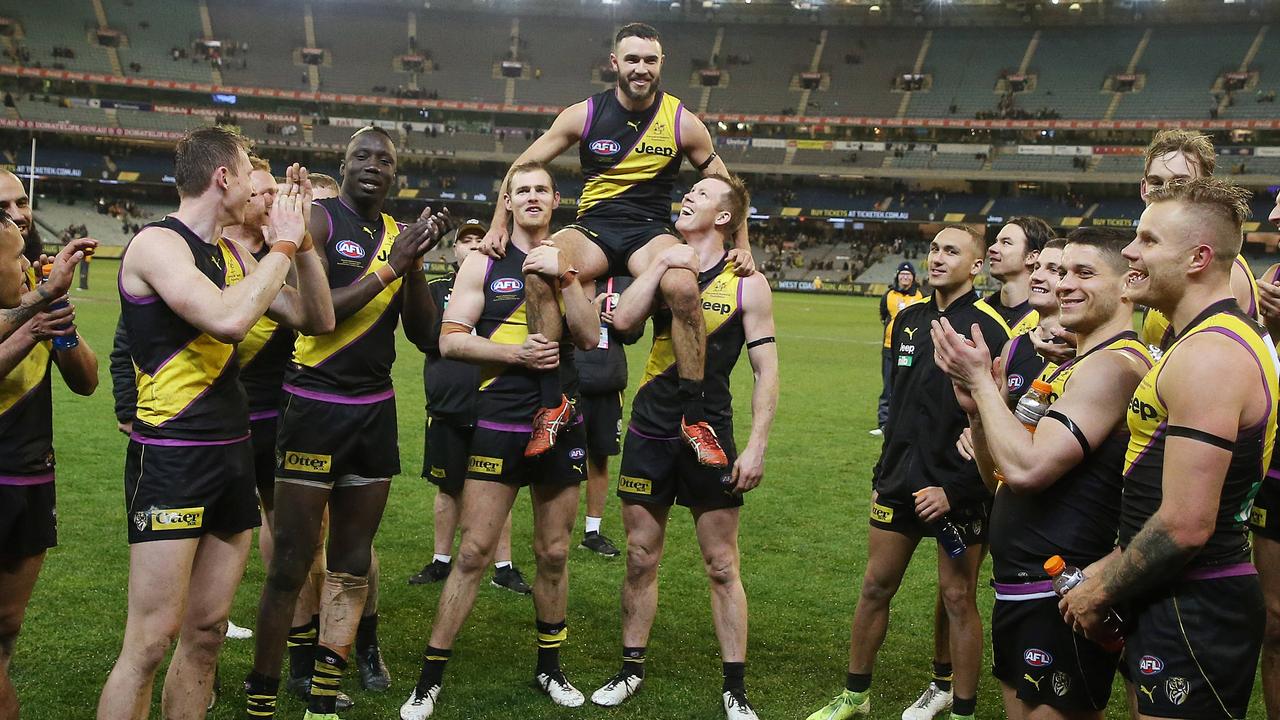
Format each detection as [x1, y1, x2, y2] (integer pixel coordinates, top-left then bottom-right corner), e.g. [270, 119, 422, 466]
[590, 139, 621, 155]
[336, 240, 365, 259]
[1139, 655, 1164, 675]
[491, 278, 523, 294]
[1023, 649, 1053, 667]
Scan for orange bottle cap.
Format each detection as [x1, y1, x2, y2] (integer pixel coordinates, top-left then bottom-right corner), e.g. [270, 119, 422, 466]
[1030, 379, 1053, 395]
[1043, 555, 1065, 576]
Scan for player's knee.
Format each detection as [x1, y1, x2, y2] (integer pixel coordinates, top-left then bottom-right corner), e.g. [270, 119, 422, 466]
[0, 605, 25, 647]
[857, 572, 899, 605]
[939, 582, 977, 615]
[1264, 597, 1280, 648]
[626, 542, 661, 580]
[186, 618, 229, 656]
[702, 552, 739, 587]
[130, 620, 182, 669]
[534, 543, 570, 575]
[265, 556, 312, 595]
[455, 541, 492, 575]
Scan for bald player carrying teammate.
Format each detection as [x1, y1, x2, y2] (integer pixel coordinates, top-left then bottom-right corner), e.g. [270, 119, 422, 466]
[0, 215, 98, 720]
[935, 227, 1152, 720]
[1062, 177, 1275, 720]
[1138, 130, 1259, 354]
[483, 22, 753, 468]
[97, 127, 328, 719]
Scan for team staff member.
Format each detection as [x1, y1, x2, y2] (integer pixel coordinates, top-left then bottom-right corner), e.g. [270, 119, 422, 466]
[575, 273, 642, 557]
[935, 228, 1151, 720]
[808, 225, 1008, 720]
[244, 127, 449, 719]
[0, 216, 97, 720]
[485, 22, 753, 466]
[97, 128, 326, 719]
[589, 175, 777, 720]
[872, 262, 922, 437]
[1062, 178, 1275, 720]
[1138, 130, 1259, 352]
[400, 162, 600, 719]
[409, 218, 530, 594]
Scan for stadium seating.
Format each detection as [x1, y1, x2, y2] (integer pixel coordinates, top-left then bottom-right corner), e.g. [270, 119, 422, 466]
[1019, 27, 1142, 119]
[106, 0, 215, 84]
[207, 0, 307, 90]
[0, 0, 114, 74]
[515, 15, 614, 106]
[908, 28, 1034, 118]
[990, 153, 1084, 174]
[708, 25, 814, 115]
[822, 28, 925, 118]
[1092, 155, 1144, 175]
[412, 10, 510, 103]
[311, 3, 409, 96]
[13, 97, 111, 126]
[792, 149, 887, 169]
[1115, 25, 1256, 119]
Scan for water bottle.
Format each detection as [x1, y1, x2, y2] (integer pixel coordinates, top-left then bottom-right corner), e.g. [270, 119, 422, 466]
[39, 264, 79, 351]
[1044, 555, 1125, 652]
[1013, 379, 1054, 433]
[935, 517, 967, 558]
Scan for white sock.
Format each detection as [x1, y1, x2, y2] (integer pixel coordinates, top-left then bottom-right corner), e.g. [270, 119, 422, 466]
[433, 553, 452, 564]
[494, 560, 512, 570]
[585, 516, 602, 535]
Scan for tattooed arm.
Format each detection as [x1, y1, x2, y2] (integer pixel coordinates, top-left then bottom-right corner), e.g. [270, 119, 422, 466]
[1060, 333, 1253, 638]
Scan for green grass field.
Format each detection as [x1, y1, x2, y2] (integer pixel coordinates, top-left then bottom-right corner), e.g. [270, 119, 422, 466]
[10, 261, 1265, 719]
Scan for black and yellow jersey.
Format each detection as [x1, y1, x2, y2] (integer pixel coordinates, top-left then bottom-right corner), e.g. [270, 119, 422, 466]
[577, 89, 685, 222]
[1122, 300, 1278, 568]
[989, 332, 1151, 582]
[630, 256, 745, 438]
[978, 291, 1039, 338]
[286, 197, 404, 399]
[225, 243, 296, 419]
[875, 290, 1011, 507]
[424, 270, 479, 424]
[473, 246, 577, 426]
[120, 216, 248, 442]
[0, 267, 54, 481]
[1141, 257, 1261, 353]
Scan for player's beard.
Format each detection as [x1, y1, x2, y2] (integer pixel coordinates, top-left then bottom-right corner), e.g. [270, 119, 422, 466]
[22, 224, 41, 263]
[618, 73, 660, 102]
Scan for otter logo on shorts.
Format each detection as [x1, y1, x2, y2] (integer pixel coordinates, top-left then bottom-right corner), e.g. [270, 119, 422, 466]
[469, 455, 503, 475]
[618, 475, 652, 495]
[1052, 671, 1071, 697]
[870, 502, 894, 523]
[283, 451, 332, 474]
[1165, 677, 1190, 706]
[151, 507, 204, 531]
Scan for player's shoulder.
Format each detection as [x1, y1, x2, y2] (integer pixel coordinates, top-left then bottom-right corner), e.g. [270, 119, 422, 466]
[896, 297, 932, 321]
[738, 271, 772, 306]
[970, 297, 1012, 338]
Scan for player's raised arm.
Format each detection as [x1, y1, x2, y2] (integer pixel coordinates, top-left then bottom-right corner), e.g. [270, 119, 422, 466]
[678, 108, 754, 274]
[483, 102, 589, 257]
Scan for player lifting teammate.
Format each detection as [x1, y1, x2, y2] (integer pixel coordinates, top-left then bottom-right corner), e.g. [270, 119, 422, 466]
[936, 227, 1152, 720]
[483, 22, 754, 467]
[244, 126, 450, 720]
[1062, 177, 1275, 720]
[400, 161, 600, 719]
[589, 174, 778, 720]
[97, 127, 329, 719]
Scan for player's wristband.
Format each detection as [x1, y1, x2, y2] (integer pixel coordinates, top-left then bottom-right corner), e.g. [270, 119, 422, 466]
[269, 239, 298, 260]
[441, 319, 474, 335]
[374, 265, 398, 289]
[746, 336, 776, 349]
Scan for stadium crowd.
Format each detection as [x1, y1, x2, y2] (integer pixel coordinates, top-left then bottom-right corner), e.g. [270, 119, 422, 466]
[0, 19, 1277, 720]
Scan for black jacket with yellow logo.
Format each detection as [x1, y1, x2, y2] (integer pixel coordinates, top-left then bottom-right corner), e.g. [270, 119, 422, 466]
[874, 290, 1010, 509]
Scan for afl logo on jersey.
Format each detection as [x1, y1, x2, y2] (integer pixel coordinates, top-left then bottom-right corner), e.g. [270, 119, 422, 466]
[491, 278, 524, 294]
[590, 139, 621, 156]
[336, 240, 366, 259]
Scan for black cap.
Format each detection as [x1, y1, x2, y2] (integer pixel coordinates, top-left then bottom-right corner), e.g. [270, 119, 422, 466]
[896, 261, 916, 277]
